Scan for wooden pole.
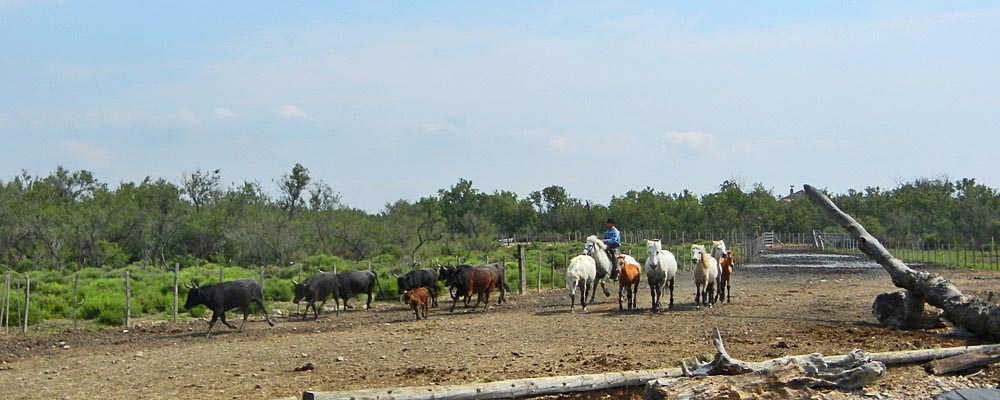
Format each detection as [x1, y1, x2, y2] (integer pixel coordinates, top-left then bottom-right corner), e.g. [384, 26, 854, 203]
[21, 275, 29, 333]
[517, 244, 526, 295]
[2, 274, 8, 334]
[537, 253, 542, 293]
[72, 272, 79, 330]
[550, 258, 555, 290]
[0, 274, 10, 335]
[218, 266, 224, 283]
[124, 270, 131, 328]
[173, 263, 179, 323]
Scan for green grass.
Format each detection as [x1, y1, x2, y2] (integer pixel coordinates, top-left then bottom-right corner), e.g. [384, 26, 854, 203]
[0, 241, 740, 329]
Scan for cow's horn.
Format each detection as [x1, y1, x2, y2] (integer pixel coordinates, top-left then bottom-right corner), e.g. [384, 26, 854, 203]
[291, 279, 299, 285]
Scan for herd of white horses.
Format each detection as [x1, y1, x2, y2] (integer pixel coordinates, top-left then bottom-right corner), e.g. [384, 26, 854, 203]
[565, 235, 735, 312]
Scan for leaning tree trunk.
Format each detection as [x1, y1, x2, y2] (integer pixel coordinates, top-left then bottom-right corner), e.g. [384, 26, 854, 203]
[804, 184, 1000, 341]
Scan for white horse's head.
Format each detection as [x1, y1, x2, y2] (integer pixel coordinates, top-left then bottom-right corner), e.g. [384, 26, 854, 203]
[691, 244, 707, 266]
[712, 240, 728, 259]
[585, 235, 607, 250]
[583, 241, 595, 255]
[646, 239, 662, 266]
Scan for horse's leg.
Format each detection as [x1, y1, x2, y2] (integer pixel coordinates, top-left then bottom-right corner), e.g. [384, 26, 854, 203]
[582, 281, 591, 311]
[601, 278, 611, 297]
[366, 289, 373, 309]
[584, 282, 597, 304]
[668, 277, 675, 309]
[707, 281, 716, 307]
[695, 284, 702, 306]
[618, 282, 624, 310]
[631, 280, 639, 309]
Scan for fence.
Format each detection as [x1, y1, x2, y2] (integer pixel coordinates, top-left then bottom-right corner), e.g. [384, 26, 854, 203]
[811, 231, 1000, 270]
[0, 230, 824, 334]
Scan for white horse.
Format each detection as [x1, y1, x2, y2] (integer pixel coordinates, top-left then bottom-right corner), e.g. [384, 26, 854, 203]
[645, 239, 678, 311]
[584, 235, 613, 304]
[691, 244, 719, 308]
[710, 240, 728, 302]
[565, 253, 597, 313]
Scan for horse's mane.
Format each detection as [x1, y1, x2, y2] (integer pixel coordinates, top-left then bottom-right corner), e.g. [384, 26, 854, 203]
[585, 235, 607, 250]
[646, 239, 662, 252]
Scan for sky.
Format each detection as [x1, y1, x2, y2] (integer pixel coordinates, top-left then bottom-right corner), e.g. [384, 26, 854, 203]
[2, 1, 998, 212]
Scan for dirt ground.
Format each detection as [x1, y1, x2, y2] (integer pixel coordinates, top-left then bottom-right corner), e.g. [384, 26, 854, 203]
[1, 248, 999, 400]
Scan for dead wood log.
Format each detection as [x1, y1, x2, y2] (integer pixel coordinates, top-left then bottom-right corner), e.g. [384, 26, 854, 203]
[682, 327, 753, 376]
[646, 353, 885, 400]
[804, 184, 1000, 340]
[303, 340, 1000, 400]
[926, 349, 1000, 375]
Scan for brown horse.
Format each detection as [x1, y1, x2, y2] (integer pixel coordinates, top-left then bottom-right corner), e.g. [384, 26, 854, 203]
[617, 254, 641, 310]
[719, 250, 736, 303]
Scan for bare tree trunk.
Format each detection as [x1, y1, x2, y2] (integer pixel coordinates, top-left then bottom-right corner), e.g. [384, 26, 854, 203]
[804, 184, 1000, 341]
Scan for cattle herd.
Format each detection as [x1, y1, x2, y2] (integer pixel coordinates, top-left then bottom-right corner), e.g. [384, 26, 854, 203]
[182, 240, 738, 336]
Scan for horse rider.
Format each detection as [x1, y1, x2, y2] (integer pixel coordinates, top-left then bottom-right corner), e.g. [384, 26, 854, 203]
[604, 218, 621, 280]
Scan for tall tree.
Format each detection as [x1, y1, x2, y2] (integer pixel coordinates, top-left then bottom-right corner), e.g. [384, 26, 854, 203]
[277, 163, 311, 219]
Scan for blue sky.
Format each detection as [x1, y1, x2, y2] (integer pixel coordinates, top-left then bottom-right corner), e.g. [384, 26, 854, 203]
[2, 1, 998, 211]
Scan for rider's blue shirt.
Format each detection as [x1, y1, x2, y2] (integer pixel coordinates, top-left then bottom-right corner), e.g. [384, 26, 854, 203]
[603, 226, 621, 247]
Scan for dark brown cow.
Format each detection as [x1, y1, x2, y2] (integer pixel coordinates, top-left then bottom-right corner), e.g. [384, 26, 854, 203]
[449, 267, 496, 312]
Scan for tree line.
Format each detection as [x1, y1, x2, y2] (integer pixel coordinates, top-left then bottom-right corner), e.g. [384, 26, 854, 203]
[1, 165, 997, 271]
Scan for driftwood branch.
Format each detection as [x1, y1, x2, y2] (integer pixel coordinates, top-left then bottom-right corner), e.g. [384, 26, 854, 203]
[803, 184, 1000, 341]
[303, 337, 1000, 400]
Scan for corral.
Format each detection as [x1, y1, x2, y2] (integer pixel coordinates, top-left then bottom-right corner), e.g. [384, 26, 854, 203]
[1, 248, 998, 399]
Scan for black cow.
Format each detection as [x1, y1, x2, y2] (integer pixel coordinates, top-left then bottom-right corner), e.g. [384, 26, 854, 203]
[184, 279, 274, 337]
[394, 268, 440, 307]
[292, 272, 341, 318]
[335, 270, 379, 310]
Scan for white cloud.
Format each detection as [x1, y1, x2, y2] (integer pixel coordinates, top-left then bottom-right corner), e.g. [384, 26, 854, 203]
[213, 107, 239, 119]
[271, 104, 311, 120]
[420, 121, 457, 133]
[176, 108, 200, 124]
[546, 136, 574, 151]
[58, 140, 110, 162]
[663, 131, 718, 151]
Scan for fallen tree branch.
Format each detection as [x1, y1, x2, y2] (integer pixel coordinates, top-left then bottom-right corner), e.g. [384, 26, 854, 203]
[926, 349, 1000, 375]
[803, 184, 1000, 341]
[302, 340, 1000, 400]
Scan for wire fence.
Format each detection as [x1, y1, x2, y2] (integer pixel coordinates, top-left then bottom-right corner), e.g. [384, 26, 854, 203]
[812, 230, 1000, 270]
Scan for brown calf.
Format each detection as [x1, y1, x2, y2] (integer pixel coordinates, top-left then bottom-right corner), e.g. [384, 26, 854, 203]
[404, 287, 431, 320]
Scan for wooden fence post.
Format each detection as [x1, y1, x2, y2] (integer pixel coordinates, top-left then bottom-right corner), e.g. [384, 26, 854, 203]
[2, 274, 8, 334]
[517, 244, 526, 295]
[173, 263, 179, 323]
[259, 265, 265, 285]
[218, 266, 224, 283]
[550, 258, 555, 290]
[22, 275, 29, 333]
[72, 272, 79, 330]
[124, 270, 131, 328]
[537, 253, 542, 293]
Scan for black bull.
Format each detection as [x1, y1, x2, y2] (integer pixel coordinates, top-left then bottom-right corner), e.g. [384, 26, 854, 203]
[292, 270, 380, 317]
[394, 268, 441, 308]
[184, 279, 274, 337]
